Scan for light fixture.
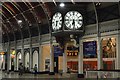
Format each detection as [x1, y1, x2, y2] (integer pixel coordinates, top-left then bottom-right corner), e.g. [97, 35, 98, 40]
[38, 21, 41, 24]
[71, 0, 75, 4]
[95, 2, 101, 6]
[59, 3, 65, 7]
[29, 23, 32, 26]
[18, 20, 22, 24]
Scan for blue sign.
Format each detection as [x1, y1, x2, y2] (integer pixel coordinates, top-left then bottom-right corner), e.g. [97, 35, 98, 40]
[54, 46, 63, 57]
[83, 41, 97, 57]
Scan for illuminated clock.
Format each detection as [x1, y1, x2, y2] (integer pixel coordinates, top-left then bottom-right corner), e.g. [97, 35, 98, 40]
[52, 12, 62, 31]
[64, 11, 83, 30]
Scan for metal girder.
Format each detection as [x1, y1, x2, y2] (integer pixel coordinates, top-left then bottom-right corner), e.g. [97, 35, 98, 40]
[30, 6, 41, 37]
[92, 2, 103, 78]
[2, 12, 16, 41]
[86, 11, 96, 24]
[118, 2, 120, 30]
[2, 24, 9, 42]
[15, 2, 31, 38]
[2, 2, 23, 40]
[97, 4, 119, 22]
[86, 3, 119, 25]
[118, 2, 120, 19]
[2, 20, 16, 42]
[0, 4, 16, 42]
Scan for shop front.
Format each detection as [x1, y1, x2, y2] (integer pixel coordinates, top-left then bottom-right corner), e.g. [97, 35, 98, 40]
[82, 36, 116, 71]
[40, 44, 50, 72]
[56, 36, 116, 73]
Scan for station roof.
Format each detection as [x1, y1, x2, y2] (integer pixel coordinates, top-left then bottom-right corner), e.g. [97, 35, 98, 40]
[1, 1, 119, 42]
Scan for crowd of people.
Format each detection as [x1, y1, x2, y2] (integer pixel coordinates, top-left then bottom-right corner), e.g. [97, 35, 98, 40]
[18, 63, 38, 76]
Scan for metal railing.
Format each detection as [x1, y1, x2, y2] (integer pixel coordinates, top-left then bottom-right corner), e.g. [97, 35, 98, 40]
[86, 70, 120, 78]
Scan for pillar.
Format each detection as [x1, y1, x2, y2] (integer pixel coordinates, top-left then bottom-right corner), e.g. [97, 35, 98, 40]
[7, 42, 10, 73]
[21, 39, 24, 66]
[29, 38, 33, 72]
[49, 36, 55, 75]
[116, 1, 120, 70]
[63, 44, 67, 73]
[114, 34, 120, 78]
[97, 37, 103, 70]
[116, 34, 120, 77]
[30, 49, 32, 72]
[38, 45, 42, 72]
[116, 2, 120, 77]
[78, 38, 84, 78]
[38, 27, 41, 72]
[97, 37, 103, 78]
[15, 52, 17, 71]
[39, 45, 43, 72]
[14, 41, 17, 71]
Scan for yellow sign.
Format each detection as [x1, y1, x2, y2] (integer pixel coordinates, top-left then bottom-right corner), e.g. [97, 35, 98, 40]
[12, 50, 16, 55]
[0, 52, 5, 55]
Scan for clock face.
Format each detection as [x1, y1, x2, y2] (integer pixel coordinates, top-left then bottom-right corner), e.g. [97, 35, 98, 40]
[64, 11, 83, 30]
[52, 12, 62, 31]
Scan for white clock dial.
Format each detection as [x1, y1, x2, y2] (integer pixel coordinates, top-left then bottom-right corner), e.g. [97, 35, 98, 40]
[52, 12, 62, 31]
[64, 11, 83, 30]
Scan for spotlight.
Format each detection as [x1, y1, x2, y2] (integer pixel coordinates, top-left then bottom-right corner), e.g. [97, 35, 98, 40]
[59, 3, 65, 7]
[18, 20, 22, 24]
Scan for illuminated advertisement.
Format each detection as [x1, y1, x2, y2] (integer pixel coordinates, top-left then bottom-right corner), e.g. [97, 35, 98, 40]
[102, 38, 116, 58]
[83, 41, 97, 58]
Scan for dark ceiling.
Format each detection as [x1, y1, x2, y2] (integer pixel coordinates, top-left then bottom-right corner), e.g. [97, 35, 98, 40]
[1, 1, 119, 42]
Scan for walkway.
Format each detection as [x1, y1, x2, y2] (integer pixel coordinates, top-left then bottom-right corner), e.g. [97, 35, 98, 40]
[0, 71, 79, 80]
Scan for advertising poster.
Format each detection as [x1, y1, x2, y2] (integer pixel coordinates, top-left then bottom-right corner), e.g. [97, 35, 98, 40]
[83, 41, 97, 58]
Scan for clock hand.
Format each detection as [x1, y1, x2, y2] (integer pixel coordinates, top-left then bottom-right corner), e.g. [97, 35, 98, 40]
[70, 20, 73, 29]
[56, 21, 58, 28]
[72, 19, 75, 29]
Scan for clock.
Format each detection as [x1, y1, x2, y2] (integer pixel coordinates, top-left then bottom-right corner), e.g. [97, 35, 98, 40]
[64, 11, 83, 30]
[52, 12, 62, 31]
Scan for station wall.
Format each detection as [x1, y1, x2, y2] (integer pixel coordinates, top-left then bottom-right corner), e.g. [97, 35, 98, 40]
[1, 19, 120, 72]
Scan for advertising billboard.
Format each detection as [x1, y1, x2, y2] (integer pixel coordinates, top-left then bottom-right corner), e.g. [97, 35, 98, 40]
[83, 41, 97, 58]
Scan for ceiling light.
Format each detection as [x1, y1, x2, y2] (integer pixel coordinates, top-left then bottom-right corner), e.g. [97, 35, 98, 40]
[29, 23, 32, 26]
[59, 3, 65, 7]
[18, 20, 22, 24]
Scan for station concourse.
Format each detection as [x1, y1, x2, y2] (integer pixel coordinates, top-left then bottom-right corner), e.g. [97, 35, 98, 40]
[0, 1, 120, 79]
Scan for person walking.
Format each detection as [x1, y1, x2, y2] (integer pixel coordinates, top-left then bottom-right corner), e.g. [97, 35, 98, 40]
[34, 64, 37, 76]
[19, 63, 24, 75]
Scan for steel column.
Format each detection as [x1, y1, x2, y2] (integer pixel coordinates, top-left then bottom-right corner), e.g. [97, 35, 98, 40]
[93, 2, 103, 78]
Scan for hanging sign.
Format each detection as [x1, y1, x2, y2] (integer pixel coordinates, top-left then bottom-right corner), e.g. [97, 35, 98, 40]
[54, 46, 63, 57]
